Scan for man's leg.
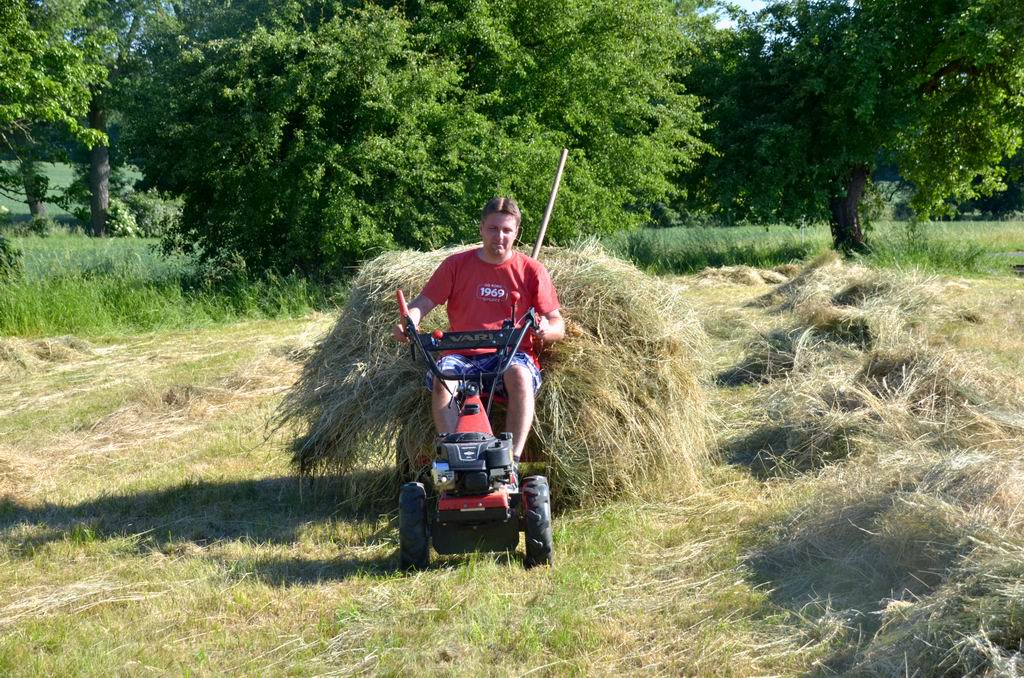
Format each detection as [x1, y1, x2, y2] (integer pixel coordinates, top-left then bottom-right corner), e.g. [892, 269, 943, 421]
[502, 364, 535, 461]
[431, 378, 459, 434]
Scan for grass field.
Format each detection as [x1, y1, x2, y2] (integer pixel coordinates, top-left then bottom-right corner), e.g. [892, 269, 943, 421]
[0, 236, 342, 337]
[3, 255, 1022, 674]
[1, 162, 142, 224]
[610, 220, 1024, 275]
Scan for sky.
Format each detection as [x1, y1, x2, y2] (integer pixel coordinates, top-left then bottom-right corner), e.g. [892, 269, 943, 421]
[715, 0, 766, 28]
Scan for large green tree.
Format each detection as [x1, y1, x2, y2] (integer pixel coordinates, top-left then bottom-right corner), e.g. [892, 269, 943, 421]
[0, 0, 105, 212]
[686, 0, 1024, 251]
[122, 0, 707, 274]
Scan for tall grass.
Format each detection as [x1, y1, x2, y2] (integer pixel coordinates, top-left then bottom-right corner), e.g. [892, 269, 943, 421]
[611, 221, 1024, 275]
[0, 236, 341, 337]
[606, 225, 829, 274]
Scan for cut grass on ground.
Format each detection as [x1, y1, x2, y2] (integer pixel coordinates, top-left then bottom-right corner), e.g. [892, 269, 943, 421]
[2, 265, 1023, 675]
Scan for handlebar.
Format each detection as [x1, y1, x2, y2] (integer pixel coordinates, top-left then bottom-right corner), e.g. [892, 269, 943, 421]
[396, 288, 538, 386]
[396, 289, 410, 319]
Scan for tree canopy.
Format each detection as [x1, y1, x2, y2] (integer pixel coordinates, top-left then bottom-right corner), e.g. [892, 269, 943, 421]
[0, 0, 106, 203]
[122, 0, 708, 273]
[685, 0, 1024, 250]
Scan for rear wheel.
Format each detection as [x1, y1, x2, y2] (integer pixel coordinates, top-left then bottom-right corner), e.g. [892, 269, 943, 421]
[399, 482, 429, 570]
[522, 476, 553, 568]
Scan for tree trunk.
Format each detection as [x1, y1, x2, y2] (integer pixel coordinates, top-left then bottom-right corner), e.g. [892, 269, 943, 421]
[87, 98, 110, 237]
[20, 156, 48, 220]
[828, 165, 869, 253]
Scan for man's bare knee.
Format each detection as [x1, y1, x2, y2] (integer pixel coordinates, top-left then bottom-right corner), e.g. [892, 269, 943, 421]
[503, 365, 532, 397]
[433, 378, 456, 397]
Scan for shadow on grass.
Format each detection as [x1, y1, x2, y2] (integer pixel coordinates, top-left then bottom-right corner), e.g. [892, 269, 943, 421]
[729, 454, 970, 673]
[0, 472, 401, 583]
[721, 426, 795, 480]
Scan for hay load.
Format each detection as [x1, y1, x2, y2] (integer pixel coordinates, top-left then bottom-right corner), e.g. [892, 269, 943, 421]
[278, 241, 711, 507]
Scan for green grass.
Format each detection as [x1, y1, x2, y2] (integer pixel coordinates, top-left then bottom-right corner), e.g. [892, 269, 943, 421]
[611, 220, 1024, 276]
[0, 235, 342, 337]
[14, 234, 188, 280]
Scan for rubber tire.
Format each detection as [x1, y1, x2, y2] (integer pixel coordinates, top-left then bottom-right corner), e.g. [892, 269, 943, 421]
[522, 476, 553, 568]
[399, 482, 429, 570]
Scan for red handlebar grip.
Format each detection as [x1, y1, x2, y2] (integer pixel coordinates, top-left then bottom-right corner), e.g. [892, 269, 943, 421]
[397, 290, 410, 320]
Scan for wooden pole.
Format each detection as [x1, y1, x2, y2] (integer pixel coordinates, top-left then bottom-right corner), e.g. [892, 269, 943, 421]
[531, 148, 569, 260]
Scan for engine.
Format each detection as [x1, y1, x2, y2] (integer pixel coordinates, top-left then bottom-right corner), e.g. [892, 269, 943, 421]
[431, 431, 514, 495]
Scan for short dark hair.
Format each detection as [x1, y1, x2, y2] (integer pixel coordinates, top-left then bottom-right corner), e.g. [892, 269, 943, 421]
[481, 197, 521, 228]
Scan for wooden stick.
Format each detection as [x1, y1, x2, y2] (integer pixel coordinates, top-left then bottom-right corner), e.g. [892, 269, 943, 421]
[531, 148, 569, 260]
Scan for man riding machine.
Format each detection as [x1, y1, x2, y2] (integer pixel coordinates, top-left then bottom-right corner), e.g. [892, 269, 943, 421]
[392, 197, 564, 569]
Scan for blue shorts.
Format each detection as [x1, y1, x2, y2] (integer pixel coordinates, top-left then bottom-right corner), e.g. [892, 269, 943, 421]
[425, 352, 542, 397]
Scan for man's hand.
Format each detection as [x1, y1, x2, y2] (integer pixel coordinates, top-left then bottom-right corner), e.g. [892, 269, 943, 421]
[393, 295, 433, 343]
[533, 311, 564, 343]
[393, 322, 412, 343]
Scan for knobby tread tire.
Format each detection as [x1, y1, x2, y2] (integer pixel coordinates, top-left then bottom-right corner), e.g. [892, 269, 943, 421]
[399, 482, 429, 570]
[522, 476, 553, 568]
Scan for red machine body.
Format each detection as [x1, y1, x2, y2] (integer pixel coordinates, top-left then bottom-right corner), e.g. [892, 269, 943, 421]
[395, 287, 551, 566]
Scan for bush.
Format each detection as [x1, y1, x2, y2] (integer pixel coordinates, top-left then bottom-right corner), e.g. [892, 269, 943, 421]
[0, 234, 24, 281]
[123, 1, 707, 274]
[106, 198, 140, 237]
[123, 189, 182, 237]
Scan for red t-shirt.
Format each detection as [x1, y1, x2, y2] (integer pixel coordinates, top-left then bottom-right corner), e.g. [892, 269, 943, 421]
[421, 249, 560, 367]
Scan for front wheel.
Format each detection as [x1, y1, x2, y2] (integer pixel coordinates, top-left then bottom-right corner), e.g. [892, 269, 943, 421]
[399, 482, 429, 570]
[522, 476, 553, 568]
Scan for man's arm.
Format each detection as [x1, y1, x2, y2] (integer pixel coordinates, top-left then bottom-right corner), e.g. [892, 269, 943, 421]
[393, 294, 438, 343]
[534, 309, 565, 343]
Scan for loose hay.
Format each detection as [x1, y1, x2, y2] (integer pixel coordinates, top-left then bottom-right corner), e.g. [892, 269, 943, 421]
[848, 539, 1024, 676]
[278, 242, 711, 508]
[858, 346, 1024, 448]
[758, 449, 1024, 674]
[756, 253, 955, 350]
[716, 327, 817, 385]
[0, 336, 92, 375]
[695, 265, 789, 287]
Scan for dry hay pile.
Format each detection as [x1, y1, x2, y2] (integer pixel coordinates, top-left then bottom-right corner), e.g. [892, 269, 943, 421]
[695, 265, 789, 287]
[755, 251, 954, 350]
[754, 448, 1024, 674]
[0, 336, 92, 376]
[278, 242, 710, 507]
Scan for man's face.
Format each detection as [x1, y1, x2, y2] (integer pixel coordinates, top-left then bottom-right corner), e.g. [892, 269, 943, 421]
[479, 212, 519, 260]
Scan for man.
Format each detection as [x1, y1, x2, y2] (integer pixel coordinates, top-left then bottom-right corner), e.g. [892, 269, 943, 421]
[393, 197, 565, 463]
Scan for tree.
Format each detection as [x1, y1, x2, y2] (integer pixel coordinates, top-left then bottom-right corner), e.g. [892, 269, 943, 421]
[0, 0, 105, 213]
[74, 0, 155, 237]
[958, 151, 1024, 217]
[122, 0, 708, 274]
[685, 0, 1024, 251]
